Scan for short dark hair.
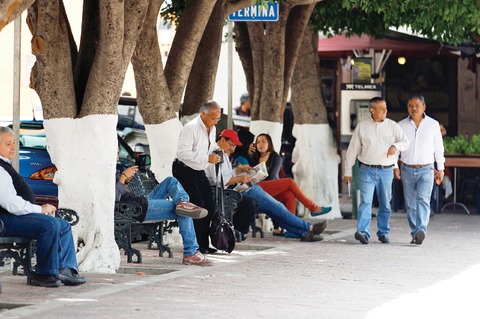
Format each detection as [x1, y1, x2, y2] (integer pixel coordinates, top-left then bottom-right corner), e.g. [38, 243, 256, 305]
[369, 96, 385, 108]
[408, 94, 425, 104]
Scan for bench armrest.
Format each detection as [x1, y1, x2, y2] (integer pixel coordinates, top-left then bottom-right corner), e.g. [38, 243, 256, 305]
[56, 208, 79, 226]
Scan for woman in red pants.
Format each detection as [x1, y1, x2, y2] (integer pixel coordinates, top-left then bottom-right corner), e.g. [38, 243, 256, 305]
[250, 134, 331, 235]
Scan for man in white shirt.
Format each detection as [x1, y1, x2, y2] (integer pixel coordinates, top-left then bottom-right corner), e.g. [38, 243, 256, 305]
[0, 126, 86, 287]
[173, 100, 223, 254]
[344, 97, 409, 244]
[395, 95, 445, 245]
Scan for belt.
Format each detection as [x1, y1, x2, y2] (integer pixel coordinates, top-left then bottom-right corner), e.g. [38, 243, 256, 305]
[402, 163, 431, 169]
[359, 162, 394, 169]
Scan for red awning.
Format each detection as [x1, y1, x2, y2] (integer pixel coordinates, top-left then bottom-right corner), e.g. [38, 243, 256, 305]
[318, 32, 457, 57]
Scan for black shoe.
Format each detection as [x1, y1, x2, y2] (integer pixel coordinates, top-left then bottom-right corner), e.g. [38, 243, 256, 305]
[199, 247, 217, 254]
[29, 272, 61, 288]
[415, 230, 425, 245]
[354, 231, 369, 244]
[378, 235, 390, 244]
[410, 238, 416, 244]
[311, 220, 327, 235]
[301, 232, 324, 242]
[58, 268, 87, 286]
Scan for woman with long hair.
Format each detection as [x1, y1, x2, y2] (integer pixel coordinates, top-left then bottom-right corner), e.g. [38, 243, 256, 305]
[250, 133, 331, 236]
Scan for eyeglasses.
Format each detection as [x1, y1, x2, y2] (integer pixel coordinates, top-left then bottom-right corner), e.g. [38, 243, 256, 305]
[208, 115, 221, 122]
[225, 138, 237, 149]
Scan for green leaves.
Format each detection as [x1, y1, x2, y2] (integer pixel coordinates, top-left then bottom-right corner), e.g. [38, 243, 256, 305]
[444, 134, 480, 155]
[312, 0, 480, 45]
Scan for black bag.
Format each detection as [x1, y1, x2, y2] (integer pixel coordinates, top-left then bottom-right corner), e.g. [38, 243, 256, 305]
[209, 163, 236, 253]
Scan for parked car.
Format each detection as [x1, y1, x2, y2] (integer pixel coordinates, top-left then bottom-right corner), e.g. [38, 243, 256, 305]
[10, 120, 147, 199]
[14, 121, 58, 197]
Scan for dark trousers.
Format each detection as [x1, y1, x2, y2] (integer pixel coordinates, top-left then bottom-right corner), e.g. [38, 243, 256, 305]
[172, 159, 215, 250]
[233, 196, 258, 234]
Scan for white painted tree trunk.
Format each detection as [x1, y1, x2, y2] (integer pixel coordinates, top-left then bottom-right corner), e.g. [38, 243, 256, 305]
[145, 118, 183, 182]
[292, 124, 341, 219]
[43, 115, 120, 273]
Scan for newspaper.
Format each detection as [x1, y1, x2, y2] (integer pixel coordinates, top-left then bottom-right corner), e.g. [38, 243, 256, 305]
[233, 162, 269, 192]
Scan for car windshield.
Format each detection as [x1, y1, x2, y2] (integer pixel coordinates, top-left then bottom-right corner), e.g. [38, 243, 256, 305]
[18, 124, 47, 149]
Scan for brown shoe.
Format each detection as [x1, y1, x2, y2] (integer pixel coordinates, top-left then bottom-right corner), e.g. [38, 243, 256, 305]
[175, 202, 208, 219]
[183, 251, 214, 266]
[311, 220, 327, 235]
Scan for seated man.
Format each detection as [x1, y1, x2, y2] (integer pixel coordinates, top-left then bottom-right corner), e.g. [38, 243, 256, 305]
[205, 130, 326, 242]
[116, 163, 213, 266]
[0, 126, 86, 288]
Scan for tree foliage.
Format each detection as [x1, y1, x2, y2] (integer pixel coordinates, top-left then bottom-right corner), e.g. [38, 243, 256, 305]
[311, 0, 480, 45]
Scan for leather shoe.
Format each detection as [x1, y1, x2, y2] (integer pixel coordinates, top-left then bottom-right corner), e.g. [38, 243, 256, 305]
[354, 231, 369, 244]
[29, 272, 61, 288]
[311, 220, 327, 235]
[199, 247, 217, 254]
[58, 268, 87, 286]
[378, 235, 390, 244]
[301, 232, 323, 242]
[415, 230, 425, 245]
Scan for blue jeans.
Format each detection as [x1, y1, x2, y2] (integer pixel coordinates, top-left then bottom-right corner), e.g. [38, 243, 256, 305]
[0, 213, 78, 275]
[243, 185, 311, 237]
[144, 176, 198, 256]
[401, 164, 434, 238]
[357, 165, 393, 240]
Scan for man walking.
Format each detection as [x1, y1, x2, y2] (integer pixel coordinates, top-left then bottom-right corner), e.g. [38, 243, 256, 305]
[395, 94, 444, 245]
[344, 97, 409, 244]
[173, 100, 223, 254]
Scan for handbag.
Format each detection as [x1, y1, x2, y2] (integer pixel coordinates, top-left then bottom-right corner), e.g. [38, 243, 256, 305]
[209, 162, 236, 253]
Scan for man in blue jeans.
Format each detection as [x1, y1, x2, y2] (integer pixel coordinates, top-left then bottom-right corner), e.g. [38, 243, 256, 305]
[116, 164, 213, 266]
[344, 97, 409, 244]
[395, 95, 445, 245]
[0, 126, 86, 287]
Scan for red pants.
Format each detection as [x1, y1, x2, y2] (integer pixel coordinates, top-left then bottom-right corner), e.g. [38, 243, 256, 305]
[258, 178, 317, 215]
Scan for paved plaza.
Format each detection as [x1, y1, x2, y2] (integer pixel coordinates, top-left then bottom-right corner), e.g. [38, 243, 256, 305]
[1, 197, 480, 318]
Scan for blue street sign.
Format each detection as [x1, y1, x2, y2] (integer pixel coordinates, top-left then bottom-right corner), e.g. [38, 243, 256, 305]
[228, 2, 279, 22]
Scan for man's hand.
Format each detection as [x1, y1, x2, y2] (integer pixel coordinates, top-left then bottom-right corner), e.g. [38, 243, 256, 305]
[343, 176, 352, 185]
[237, 164, 252, 173]
[208, 153, 222, 164]
[121, 165, 138, 184]
[387, 145, 397, 157]
[41, 204, 57, 216]
[434, 169, 444, 185]
[236, 175, 252, 184]
[393, 168, 401, 180]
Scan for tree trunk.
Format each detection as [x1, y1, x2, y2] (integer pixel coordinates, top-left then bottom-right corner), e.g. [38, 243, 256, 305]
[182, 0, 226, 116]
[290, 27, 340, 218]
[131, 0, 218, 181]
[27, 0, 150, 272]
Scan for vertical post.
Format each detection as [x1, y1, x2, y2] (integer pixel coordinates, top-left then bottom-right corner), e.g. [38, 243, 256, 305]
[12, 16, 22, 171]
[227, 20, 233, 129]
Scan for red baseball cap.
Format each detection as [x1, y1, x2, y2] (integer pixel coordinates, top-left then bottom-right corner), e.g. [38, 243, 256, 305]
[220, 129, 243, 146]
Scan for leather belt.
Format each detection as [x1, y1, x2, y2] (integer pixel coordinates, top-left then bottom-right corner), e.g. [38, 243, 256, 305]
[402, 163, 431, 169]
[359, 162, 394, 169]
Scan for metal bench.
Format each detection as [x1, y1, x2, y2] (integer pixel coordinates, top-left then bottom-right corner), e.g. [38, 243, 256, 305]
[0, 208, 79, 287]
[114, 167, 172, 264]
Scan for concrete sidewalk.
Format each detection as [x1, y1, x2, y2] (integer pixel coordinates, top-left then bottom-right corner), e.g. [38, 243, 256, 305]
[1, 205, 480, 318]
